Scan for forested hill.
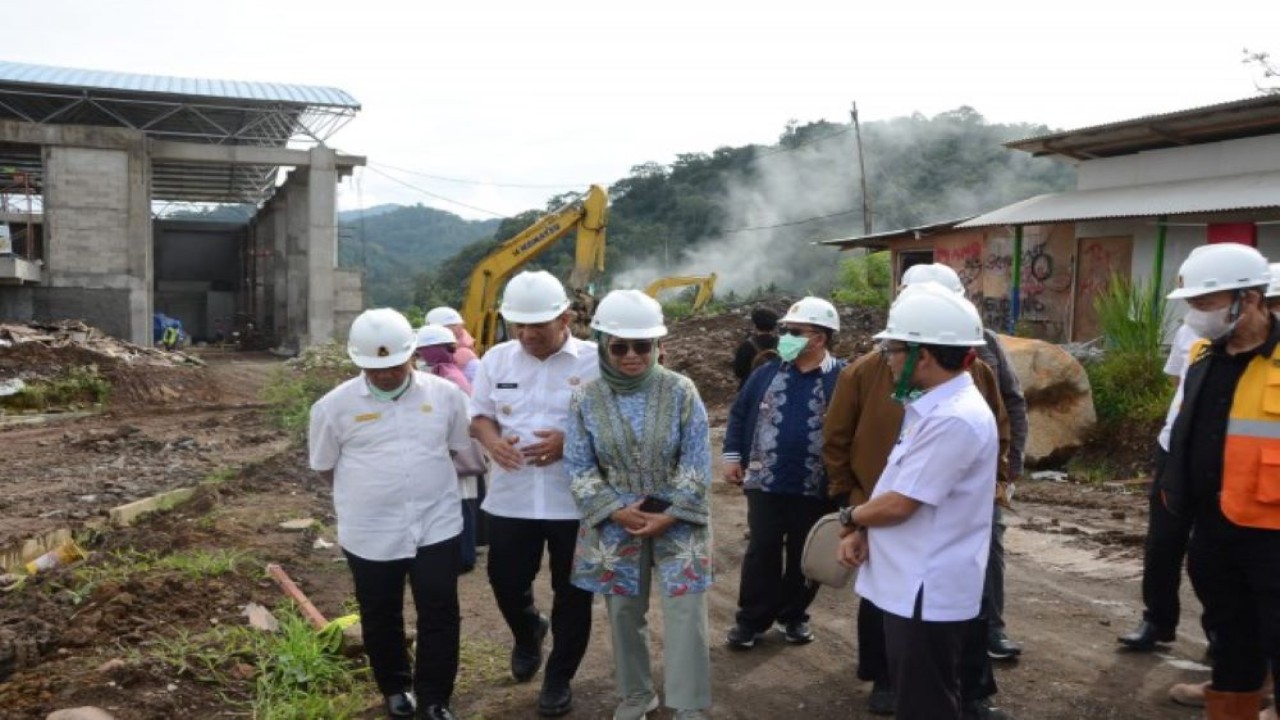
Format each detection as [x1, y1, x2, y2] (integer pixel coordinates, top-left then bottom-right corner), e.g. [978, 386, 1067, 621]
[371, 107, 1077, 309]
[338, 205, 500, 307]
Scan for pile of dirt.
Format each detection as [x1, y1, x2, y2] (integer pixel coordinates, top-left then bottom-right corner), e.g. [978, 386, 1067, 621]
[662, 299, 887, 408]
[0, 320, 218, 410]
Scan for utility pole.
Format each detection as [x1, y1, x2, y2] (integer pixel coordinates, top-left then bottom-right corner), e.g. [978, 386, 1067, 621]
[850, 101, 872, 235]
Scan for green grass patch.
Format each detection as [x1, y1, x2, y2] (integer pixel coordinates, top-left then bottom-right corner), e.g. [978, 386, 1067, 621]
[0, 365, 111, 412]
[64, 548, 251, 605]
[832, 251, 892, 309]
[263, 343, 356, 442]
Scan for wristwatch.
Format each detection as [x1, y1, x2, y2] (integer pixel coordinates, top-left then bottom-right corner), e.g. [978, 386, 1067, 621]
[839, 504, 860, 529]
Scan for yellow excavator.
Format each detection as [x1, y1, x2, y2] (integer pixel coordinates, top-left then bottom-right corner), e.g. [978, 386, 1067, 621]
[461, 185, 608, 355]
[644, 273, 717, 313]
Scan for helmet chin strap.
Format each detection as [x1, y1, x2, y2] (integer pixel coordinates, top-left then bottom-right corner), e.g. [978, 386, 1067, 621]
[892, 345, 923, 403]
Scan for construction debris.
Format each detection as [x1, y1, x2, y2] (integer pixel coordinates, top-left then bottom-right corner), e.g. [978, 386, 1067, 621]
[241, 602, 280, 632]
[0, 320, 204, 376]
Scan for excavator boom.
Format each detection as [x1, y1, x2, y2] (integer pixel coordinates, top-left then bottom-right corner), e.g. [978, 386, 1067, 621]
[460, 185, 608, 354]
[644, 273, 717, 313]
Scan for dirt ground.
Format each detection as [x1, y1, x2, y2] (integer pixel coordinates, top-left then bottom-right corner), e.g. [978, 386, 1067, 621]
[0, 348, 1217, 720]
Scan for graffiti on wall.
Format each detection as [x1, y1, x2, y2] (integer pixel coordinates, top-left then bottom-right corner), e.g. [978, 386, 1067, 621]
[933, 227, 1074, 342]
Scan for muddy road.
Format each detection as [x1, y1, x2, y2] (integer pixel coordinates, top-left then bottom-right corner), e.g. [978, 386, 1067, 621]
[0, 353, 1212, 719]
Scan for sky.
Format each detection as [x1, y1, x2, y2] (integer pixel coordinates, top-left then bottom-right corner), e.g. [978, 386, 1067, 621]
[7, 0, 1280, 220]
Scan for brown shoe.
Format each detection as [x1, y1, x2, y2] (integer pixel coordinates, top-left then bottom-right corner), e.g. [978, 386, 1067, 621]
[1169, 681, 1209, 708]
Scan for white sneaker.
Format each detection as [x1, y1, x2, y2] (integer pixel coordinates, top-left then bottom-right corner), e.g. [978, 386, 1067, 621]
[613, 693, 659, 720]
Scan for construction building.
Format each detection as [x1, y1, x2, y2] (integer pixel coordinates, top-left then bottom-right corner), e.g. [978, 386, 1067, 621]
[0, 60, 366, 349]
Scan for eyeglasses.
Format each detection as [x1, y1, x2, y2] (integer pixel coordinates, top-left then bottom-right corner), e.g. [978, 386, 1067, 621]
[778, 326, 815, 337]
[607, 339, 655, 357]
[877, 341, 909, 356]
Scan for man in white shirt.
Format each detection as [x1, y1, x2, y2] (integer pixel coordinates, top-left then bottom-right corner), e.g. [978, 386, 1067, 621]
[838, 283, 999, 720]
[1120, 320, 1203, 654]
[309, 308, 472, 720]
[470, 271, 600, 718]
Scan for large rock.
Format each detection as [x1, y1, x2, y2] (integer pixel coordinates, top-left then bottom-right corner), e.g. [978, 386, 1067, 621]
[998, 335, 1096, 468]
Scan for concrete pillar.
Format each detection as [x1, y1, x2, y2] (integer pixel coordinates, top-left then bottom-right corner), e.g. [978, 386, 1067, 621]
[306, 146, 338, 346]
[42, 141, 152, 345]
[284, 173, 310, 350]
[264, 193, 289, 342]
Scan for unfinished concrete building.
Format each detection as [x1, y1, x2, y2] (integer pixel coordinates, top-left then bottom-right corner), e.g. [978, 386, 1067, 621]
[0, 60, 366, 349]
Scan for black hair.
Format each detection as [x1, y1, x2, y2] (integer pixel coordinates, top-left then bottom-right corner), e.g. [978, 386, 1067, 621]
[921, 343, 972, 371]
[751, 308, 779, 331]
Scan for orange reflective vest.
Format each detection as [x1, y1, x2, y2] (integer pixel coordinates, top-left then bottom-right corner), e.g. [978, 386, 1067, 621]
[1190, 338, 1280, 530]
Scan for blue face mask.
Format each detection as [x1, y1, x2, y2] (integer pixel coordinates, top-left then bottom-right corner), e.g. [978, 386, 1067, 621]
[777, 334, 809, 362]
[365, 374, 411, 402]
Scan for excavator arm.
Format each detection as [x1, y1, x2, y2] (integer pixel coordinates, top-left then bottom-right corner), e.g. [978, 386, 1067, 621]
[461, 185, 608, 355]
[644, 273, 718, 313]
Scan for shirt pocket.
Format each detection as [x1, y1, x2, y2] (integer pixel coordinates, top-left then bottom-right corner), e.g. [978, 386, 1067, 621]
[1258, 446, 1280, 505]
[489, 388, 524, 422]
[409, 401, 455, 457]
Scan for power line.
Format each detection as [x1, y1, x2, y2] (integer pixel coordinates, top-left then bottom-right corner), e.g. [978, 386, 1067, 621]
[750, 126, 854, 161]
[718, 207, 862, 235]
[363, 165, 510, 218]
[369, 161, 589, 190]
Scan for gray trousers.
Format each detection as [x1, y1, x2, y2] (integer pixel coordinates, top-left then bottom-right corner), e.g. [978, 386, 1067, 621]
[603, 538, 712, 711]
[982, 506, 1007, 637]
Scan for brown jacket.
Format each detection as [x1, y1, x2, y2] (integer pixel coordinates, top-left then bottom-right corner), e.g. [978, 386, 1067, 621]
[822, 349, 1011, 506]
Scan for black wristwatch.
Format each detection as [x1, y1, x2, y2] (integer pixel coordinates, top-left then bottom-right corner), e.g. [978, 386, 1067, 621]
[839, 505, 859, 529]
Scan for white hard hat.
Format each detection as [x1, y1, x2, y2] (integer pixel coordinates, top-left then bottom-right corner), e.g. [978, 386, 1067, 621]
[348, 308, 416, 368]
[416, 325, 457, 348]
[1267, 262, 1280, 299]
[591, 289, 668, 339]
[901, 263, 964, 295]
[425, 306, 465, 326]
[780, 297, 840, 331]
[500, 271, 571, 324]
[1167, 244, 1271, 300]
[875, 282, 985, 346]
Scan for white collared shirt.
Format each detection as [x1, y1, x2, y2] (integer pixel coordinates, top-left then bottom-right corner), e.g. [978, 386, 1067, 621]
[855, 372, 998, 622]
[1157, 323, 1202, 451]
[309, 371, 472, 561]
[470, 336, 599, 520]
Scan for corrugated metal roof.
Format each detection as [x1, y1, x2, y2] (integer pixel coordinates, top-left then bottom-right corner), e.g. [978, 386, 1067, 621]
[0, 60, 359, 108]
[817, 217, 975, 250]
[957, 171, 1280, 228]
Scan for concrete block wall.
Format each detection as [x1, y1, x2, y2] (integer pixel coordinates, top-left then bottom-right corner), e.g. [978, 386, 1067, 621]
[333, 268, 365, 341]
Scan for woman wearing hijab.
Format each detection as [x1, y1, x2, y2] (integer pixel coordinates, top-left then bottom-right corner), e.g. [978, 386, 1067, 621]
[564, 290, 714, 720]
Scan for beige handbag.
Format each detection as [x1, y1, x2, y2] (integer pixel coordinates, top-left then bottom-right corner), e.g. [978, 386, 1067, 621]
[801, 512, 856, 589]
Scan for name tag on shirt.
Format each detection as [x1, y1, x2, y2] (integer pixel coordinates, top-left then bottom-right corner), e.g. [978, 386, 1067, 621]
[355, 412, 381, 423]
[496, 383, 518, 389]
[420, 403, 433, 413]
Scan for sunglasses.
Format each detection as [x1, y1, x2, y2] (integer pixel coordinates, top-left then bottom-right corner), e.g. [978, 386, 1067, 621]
[778, 326, 815, 337]
[607, 339, 655, 357]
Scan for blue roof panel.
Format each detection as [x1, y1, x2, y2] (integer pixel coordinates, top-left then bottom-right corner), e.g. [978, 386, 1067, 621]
[0, 60, 359, 109]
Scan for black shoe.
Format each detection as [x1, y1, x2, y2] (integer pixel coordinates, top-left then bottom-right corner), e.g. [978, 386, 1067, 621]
[987, 633, 1023, 660]
[1117, 620, 1174, 651]
[417, 705, 456, 720]
[725, 623, 764, 650]
[384, 692, 417, 719]
[868, 679, 895, 715]
[963, 698, 1013, 720]
[779, 620, 815, 644]
[537, 684, 573, 717]
[511, 614, 550, 682]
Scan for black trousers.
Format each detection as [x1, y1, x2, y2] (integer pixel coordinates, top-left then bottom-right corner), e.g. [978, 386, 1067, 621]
[1139, 446, 1195, 632]
[1187, 509, 1280, 699]
[859, 596, 996, 705]
[736, 490, 833, 631]
[345, 536, 461, 705]
[485, 513, 592, 689]
[884, 590, 967, 720]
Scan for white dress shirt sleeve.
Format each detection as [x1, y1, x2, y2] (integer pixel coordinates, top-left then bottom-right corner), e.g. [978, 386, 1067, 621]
[887, 415, 980, 507]
[308, 397, 339, 472]
[469, 354, 497, 419]
[447, 385, 473, 452]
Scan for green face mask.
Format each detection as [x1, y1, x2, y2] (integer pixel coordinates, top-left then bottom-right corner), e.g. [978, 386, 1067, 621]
[890, 345, 925, 404]
[365, 373, 411, 402]
[777, 334, 809, 362]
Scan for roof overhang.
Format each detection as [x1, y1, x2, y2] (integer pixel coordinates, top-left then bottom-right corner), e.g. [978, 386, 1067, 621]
[817, 217, 975, 250]
[1007, 94, 1280, 160]
[957, 171, 1280, 228]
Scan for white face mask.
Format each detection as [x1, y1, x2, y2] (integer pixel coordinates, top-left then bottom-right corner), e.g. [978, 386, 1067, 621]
[1183, 306, 1237, 340]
